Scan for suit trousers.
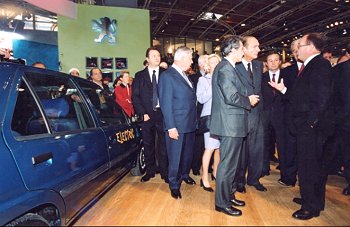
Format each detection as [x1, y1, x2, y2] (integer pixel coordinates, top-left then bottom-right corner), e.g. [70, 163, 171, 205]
[215, 136, 244, 208]
[165, 132, 195, 189]
[296, 125, 328, 212]
[238, 119, 264, 186]
[191, 133, 205, 173]
[141, 112, 168, 177]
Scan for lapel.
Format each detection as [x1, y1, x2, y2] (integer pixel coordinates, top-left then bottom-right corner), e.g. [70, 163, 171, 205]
[236, 62, 253, 88]
[293, 55, 320, 89]
[171, 67, 194, 91]
[143, 67, 152, 86]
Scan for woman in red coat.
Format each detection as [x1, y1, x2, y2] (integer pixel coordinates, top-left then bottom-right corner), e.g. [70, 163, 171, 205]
[114, 70, 134, 117]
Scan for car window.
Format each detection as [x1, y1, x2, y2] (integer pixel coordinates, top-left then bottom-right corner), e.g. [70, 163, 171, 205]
[11, 80, 49, 136]
[11, 72, 95, 136]
[74, 79, 127, 125]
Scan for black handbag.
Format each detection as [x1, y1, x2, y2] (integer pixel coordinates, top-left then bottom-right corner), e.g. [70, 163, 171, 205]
[196, 115, 211, 134]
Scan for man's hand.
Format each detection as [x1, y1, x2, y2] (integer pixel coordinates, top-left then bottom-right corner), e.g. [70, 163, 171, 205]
[249, 95, 260, 107]
[168, 128, 179, 140]
[268, 78, 286, 92]
[143, 114, 150, 121]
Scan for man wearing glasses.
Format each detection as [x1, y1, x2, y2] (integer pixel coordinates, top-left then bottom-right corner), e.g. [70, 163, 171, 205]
[269, 33, 334, 220]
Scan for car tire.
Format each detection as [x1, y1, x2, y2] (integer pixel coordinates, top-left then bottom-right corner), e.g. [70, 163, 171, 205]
[6, 213, 50, 226]
[130, 143, 146, 176]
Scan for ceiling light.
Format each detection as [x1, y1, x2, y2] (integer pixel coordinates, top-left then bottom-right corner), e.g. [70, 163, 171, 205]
[340, 21, 343, 24]
[330, 23, 334, 27]
[335, 21, 339, 26]
[215, 38, 219, 41]
[343, 29, 347, 35]
[241, 23, 246, 26]
[326, 25, 330, 28]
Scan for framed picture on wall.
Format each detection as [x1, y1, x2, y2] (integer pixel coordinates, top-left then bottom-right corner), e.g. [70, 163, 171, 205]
[102, 71, 113, 82]
[115, 57, 127, 69]
[86, 57, 98, 68]
[101, 57, 113, 69]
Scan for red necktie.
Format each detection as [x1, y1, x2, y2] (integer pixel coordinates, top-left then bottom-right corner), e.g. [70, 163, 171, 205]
[272, 73, 276, 96]
[297, 63, 305, 77]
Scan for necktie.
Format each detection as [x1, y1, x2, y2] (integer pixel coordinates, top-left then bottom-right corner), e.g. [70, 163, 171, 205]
[272, 73, 276, 96]
[297, 63, 305, 77]
[152, 70, 158, 108]
[247, 63, 253, 80]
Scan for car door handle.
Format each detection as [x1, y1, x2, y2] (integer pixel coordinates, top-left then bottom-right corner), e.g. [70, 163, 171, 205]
[32, 152, 53, 165]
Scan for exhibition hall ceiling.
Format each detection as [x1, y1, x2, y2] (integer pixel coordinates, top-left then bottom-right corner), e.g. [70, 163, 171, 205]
[1, 0, 349, 53]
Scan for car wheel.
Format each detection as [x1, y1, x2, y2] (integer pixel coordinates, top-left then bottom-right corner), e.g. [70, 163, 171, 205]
[130, 143, 146, 176]
[6, 213, 50, 226]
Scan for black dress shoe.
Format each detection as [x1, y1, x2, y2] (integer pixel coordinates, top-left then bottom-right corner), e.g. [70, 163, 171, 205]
[343, 185, 350, 196]
[161, 175, 169, 184]
[140, 173, 155, 182]
[192, 170, 200, 176]
[170, 189, 182, 199]
[231, 195, 245, 207]
[215, 206, 242, 216]
[183, 176, 196, 185]
[200, 179, 214, 192]
[211, 173, 216, 181]
[278, 179, 295, 187]
[292, 197, 303, 205]
[248, 183, 267, 192]
[292, 209, 320, 220]
[236, 185, 246, 193]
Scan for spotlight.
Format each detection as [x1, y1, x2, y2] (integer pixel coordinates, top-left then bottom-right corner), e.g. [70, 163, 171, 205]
[343, 29, 347, 35]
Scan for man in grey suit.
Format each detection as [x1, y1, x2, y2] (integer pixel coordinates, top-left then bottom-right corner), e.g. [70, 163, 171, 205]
[211, 35, 259, 216]
[235, 36, 266, 192]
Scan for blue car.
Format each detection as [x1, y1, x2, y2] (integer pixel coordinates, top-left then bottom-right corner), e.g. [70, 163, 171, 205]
[0, 63, 145, 226]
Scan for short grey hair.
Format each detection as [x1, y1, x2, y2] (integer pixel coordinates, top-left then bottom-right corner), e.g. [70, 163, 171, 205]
[221, 35, 243, 57]
[174, 46, 192, 60]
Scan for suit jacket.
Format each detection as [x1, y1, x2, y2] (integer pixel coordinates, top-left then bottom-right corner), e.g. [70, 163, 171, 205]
[158, 66, 197, 133]
[333, 59, 350, 130]
[132, 67, 166, 119]
[261, 70, 286, 112]
[286, 55, 334, 136]
[114, 83, 134, 117]
[210, 58, 251, 137]
[235, 60, 263, 131]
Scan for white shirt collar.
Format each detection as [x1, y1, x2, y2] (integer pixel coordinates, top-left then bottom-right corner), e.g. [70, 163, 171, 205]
[304, 53, 320, 66]
[224, 57, 236, 68]
[241, 58, 251, 70]
[269, 69, 280, 80]
[148, 66, 160, 81]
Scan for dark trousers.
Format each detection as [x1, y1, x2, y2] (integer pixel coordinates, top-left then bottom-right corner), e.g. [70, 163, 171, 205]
[191, 133, 205, 173]
[238, 119, 264, 186]
[296, 125, 328, 212]
[165, 132, 195, 190]
[141, 114, 168, 177]
[262, 109, 285, 175]
[215, 136, 244, 208]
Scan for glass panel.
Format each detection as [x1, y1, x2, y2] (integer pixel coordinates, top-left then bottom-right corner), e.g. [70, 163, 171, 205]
[174, 37, 185, 51]
[205, 41, 213, 54]
[24, 72, 95, 133]
[164, 36, 174, 65]
[186, 38, 196, 52]
[195, 40, 204, 55]
[11, 80, 48, 136]
[75, 79, 127, 125]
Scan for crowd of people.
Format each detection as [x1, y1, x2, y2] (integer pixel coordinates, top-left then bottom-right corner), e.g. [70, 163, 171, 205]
[27, 33, 349, 220]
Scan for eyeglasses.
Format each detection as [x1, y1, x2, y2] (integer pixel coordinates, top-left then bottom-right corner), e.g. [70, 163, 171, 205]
[297, 43, 310, 48]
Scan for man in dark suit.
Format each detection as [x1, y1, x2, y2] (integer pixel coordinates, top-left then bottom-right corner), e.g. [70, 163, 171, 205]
[132, 47, 168, 183]
[270, 33, 334, 220]
[158, 46, 197, 199]
[210, 35, 259, 217]
[235, 36, 266, 192]
[275, 39, 301, 187]
[261, 52, 288, 180]
[189, 54, 208, 176]
[332, 50, 350, 196]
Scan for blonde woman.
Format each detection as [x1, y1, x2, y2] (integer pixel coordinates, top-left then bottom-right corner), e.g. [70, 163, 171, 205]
[196, 54, 221, 192]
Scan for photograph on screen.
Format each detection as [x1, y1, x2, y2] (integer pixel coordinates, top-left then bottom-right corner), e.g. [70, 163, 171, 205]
[86, 57, 98, 68]
[115, 58, 127, 69]
[101, 57, 113, 69]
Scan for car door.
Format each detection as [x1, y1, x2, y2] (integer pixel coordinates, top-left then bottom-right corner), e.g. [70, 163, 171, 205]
[3, 69, 110, 223]
[73, 79, 140, 174]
